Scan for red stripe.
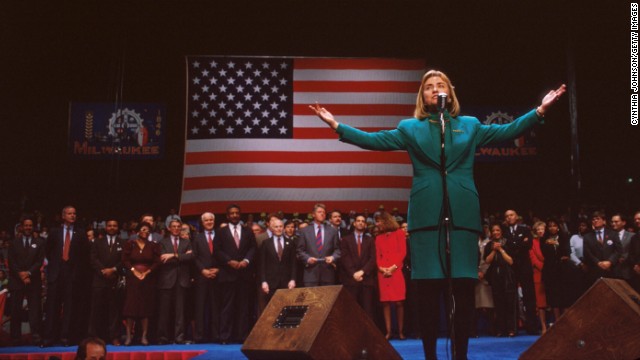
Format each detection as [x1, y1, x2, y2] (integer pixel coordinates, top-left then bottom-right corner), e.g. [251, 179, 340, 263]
[185, 151, 411, 165]
[294, 81, 420, 93]
[293, 127, 393, 139]
[183, 175, 412, 191]
[293, 104, 414, 116]
[294, 58, 425, 70]
[180, 200, 409, 216]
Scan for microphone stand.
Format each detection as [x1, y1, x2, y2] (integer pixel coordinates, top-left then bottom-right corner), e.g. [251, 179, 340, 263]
[439, 107, 456, 360]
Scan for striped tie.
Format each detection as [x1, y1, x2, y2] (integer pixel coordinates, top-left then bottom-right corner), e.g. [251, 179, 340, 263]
[316, 226, 323, 253]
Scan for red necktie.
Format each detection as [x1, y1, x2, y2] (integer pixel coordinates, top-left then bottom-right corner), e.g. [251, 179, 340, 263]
[173, 237, 179, 253]
[357, 234, 362, 257]
[597, 231, 603, 244]
[208, 232, 214, 254]
[316, 226, 323, 253]
[277, 237, 283, 261]
[62, 227, 71, 261]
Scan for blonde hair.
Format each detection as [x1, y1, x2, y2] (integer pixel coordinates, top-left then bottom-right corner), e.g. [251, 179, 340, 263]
[374, 211, 400, 234]
[413, 70, 461, 119]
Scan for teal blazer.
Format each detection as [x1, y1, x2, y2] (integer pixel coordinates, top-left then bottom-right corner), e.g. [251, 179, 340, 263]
[336, 109, 542, 234]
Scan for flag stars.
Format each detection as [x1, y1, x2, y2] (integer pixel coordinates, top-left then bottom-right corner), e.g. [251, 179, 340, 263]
[226, 109, 234, 117]
[279, 78, 288, 86]
[244, 62, 253, 69]
[253, 70, 262, 77]
[202, 85, 209, 93]
[236, 85, 245, 93]
[226, 126, 234, 134]
[261, 78, 270, 86]
[270, 70, 278, 77]
[201, 102, 209, 109]
[219, 85, 228, 93]
[227, 77, 236, 85]
[208, 126, 217, 134]
[219, 102, 227, 109]
[244, 110, 252, 117]
[278, 126, 287, 134]
[243, 125, 252, 134]
[191, 110, 199, 117]
[253, 85, 262, 93]
[209, 77, 218, 85]
[269, 118, 278, 126]
[244, 94, 253, 101]
[193, 77, 201, 85]
[235, 118, 244, 126]
[227, 61, 236, 69]
[202, 69, 209, 77]
[193, 61, 200, 68]
[235, 101, 243, 109]
[200, 119, 208, 126]
[279, 94, 288, 102]
[219, 69, 227, 77]
[226, 93, 236, 101]
[236, 70, 245, 77]
[261, 94, 269, 101]
[279, 110, 287, 118]
[280, 62, 288, 69]
[208, 93, 217, 101]
[262, 62, 270, 69]
[245, 78, 254, 85]
[191, 127, 199, 134]
[261, 126, 269, 134]
[209, 60, 218, 68]
[252, 102, 261, 110]
[270, 102, 278, 110]
[209, 110, 217, 117]
[261, 110, 270, 118]
[192, 94, 200, 101]
[217, 119, 225, 126]
[252, 118, 260, 126]
[270, 85, 279, 93]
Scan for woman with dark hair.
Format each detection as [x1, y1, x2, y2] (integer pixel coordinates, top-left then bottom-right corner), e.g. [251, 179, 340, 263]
[310, 69, 565, 359]
[374, 211, 407, 340]
[484, 224, 517, 337]
[122, 222, 161, 346]
[540, 218, 571, 322]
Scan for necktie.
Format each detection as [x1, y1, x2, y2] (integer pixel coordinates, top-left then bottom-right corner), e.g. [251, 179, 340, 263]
[277, 236, 283, 260]
[63, 227, 71, 261]
[173, 236, 179, 253]
[233, 226, 240, 248]
[357, 234, 362, 257]
[108, 236, 112, 247]
[208, 232, 214, 254]
[316, 226, 323, 253]
[597, 230, 603, 244]
[24, 237, 30, 249]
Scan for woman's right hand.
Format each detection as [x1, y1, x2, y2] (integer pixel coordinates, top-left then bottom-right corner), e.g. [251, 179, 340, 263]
[309, 103, 339, 130]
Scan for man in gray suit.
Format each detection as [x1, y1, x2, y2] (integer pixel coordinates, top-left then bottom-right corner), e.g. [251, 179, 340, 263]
[611, 213, 635, 281]
[156, 219, 194, 344]
[296, 203, 340, 287]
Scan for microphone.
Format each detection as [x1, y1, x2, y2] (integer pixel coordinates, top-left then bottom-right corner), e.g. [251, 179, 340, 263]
[437, 93, 448, 112]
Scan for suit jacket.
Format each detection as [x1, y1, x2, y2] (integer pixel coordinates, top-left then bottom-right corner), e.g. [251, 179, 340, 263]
[90, 235, 125, 288]
[157, 236, 194, 289]
[8, 236, 45, 290]
[616, 230, 635, 279]
[629, 233, 640, 280]
[296, 223, 341, 284]
[583, 228, 622, 279]
[192, 231, 219, 283]
[259, 236, 296, 291]
[45, 225, 89, 283]
[502, 224, 533, 277]
[214, 224, 257, 283]
[339, 232, 376, 287]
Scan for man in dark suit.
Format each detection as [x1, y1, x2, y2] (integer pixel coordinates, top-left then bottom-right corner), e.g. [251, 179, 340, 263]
[157, 219, 194, 344]
[214, 204, 257, 344]
[296, 203, 341, 287]
[43, 206, 90, 347]
[88, 219, 125, 345]
[8, 216, 45, 345]
[339, 214, 376, 319]
[502, 209, 537, 334]
[611, 213, 635, 281]
[192, 212, 220, 343]
[259, 219, 296, 303]
[583, 211, 623, 284]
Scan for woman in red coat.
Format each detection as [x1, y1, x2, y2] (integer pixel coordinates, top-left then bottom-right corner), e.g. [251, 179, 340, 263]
[529, 221, 548, 334]
[375, 211, 407, 340]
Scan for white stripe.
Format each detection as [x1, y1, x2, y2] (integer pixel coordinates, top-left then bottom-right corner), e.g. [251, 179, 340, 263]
[181, 188, 411, 203]
[183, 163, 413, 177]
[293, 69, 424, 82]
[294, 115, 403, 128]
[293, 92, 415, 105]
[185, 139, 405, 152]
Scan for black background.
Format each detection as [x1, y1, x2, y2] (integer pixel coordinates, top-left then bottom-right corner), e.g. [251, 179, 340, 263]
[1, 1, 636, 225]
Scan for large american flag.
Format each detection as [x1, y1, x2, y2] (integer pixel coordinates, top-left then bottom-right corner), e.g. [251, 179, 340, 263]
[180, 56, 425, 216]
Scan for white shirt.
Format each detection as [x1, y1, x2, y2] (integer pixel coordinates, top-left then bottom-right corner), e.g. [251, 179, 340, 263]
[569, 234, 584, 265]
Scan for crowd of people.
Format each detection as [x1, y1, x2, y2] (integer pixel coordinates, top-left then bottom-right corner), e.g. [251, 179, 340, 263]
[2, 203, 640, 350]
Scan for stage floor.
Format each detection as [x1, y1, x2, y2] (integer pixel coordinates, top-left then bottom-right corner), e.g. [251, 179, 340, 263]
[0, 335, 538, 360]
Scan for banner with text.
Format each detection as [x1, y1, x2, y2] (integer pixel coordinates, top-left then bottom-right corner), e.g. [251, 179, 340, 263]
[69, 103, 166, 159]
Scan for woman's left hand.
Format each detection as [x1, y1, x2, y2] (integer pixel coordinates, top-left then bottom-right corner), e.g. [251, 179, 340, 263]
[538, 84, 567, 115]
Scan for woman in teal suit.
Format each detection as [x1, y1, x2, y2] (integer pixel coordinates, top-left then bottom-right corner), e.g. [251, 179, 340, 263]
[310, 70, 565, 359]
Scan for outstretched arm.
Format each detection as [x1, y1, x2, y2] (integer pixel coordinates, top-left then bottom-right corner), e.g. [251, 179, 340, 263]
[536, 84, 567, 117]
[309, 103, 339, 130]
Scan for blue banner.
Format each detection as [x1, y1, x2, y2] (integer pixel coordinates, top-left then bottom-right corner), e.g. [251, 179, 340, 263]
[69, 103, 166, 159]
